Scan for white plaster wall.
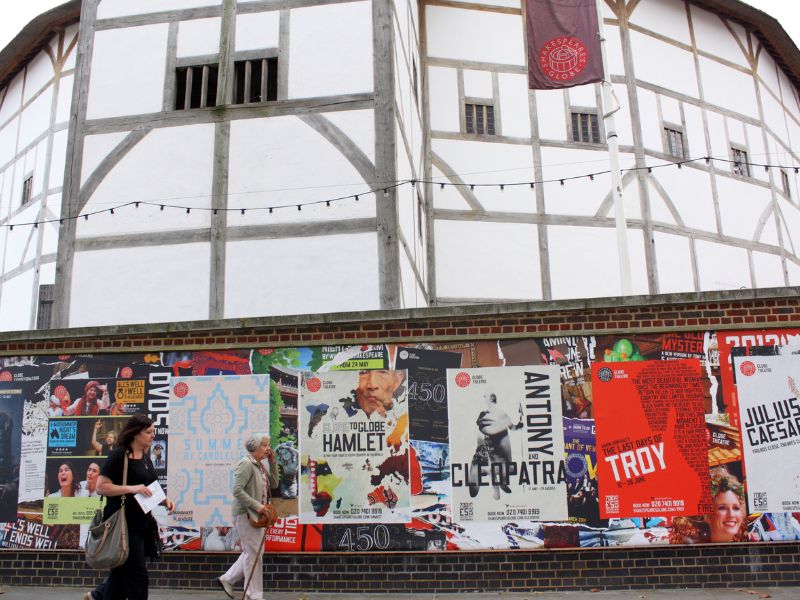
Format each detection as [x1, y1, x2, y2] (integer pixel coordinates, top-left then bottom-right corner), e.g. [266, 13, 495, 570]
[463, 70, 492, 99]
[752, 251, 786, 288]
[610, 83, 634, 147]
[227, 116, 375, 228]
[288, 2, 373, 99]
[535, 89, 566, 140]
[431, 139, 534, 213]
[715, 176, 771, 240]
[0, 121, 19, 168]
[177, 18, 221, 57]
[629, 0, 691, 46]
[705, 110, 729, 160]
[18, 89, 52, 150]
[87, 25, 169, 119]
[695, 240, 751, 290]
[654, 167, 715, 230]
[653, 232, 695, 294]
[0, 78, 23, 125]
[235, 11, 280, 52]
[223, 233, 380, 318]
[3, 203, 41, 269]
[567, 83, 594, 109]
[690, 7, 750, 68]
[700, 58, 758, 118]
[399, 247, 423, 309]
[321, 109, 376, 164]
[637, 88, 662, 153]
[42, 197, 61, 255]
[789, 261, 800, 286]
[81, 132, 129, 186]
[430, 165, 472, 210]
[429, 67, 460, 132]
[434, 220, 540, 299]
[603, 24, 624, 79]
[56, 74, 74, 125]
[683, 104, 705, 160]
[630, 31, 698, 98]
[97, 0, 221, 19]
[23, 53, 55, 104]
[0, 270, 34, 331]
[79, 124, 215, 237]
[40, 260, 56, 285]
[48, 129, 68, 190]
[70, 244, 211, 327]
[425, 7, 524, 66]
[63, 25, 80, 70]
[498, 73, 531, 139]
[660, 96, 681, 126]
[548, 225, 649, 299]
[780, 201, 800, 251]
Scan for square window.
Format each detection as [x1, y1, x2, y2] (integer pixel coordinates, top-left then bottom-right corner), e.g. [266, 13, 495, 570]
[465, 103, 496, 135]
[571, 111, 601, 144]
[233, 57, 278, 105]
[731, 147, 750, 177]
[175, 64, 218, 110]
[665, 127, 685, 159]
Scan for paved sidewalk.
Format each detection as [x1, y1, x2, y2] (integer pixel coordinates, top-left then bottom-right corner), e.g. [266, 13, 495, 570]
[0, 586, 795, 599]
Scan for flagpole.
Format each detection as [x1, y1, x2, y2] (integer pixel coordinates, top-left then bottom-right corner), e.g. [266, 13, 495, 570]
[595, 0, 633, 295]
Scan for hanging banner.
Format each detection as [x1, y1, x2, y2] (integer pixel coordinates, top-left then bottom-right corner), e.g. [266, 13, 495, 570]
[734, 351, 800, 513]
[447, 366, 566, 522]
[593, 359, 711, 518]
[299, 370, 411, 524]
[167, 375, 270, 528]
[526, 0, 604, 90]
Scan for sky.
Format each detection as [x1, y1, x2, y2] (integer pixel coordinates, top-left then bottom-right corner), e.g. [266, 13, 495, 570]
[0, 0, 799, 53]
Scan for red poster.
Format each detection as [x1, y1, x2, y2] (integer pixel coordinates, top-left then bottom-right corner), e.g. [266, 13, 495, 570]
[593, 359, 711, 518]
[716, 328, 800, 429]
[263, 518, 322, 552]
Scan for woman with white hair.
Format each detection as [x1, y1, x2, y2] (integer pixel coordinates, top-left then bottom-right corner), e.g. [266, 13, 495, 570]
[216, 433, 278, 600]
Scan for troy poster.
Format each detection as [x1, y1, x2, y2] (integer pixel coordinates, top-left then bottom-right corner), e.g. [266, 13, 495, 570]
[299, 370, 411, 524]
[447, 366, 566, 523]
[167, 375, 270, 528]
[734, 351, 800, 513]
[593, 359, 711, 518]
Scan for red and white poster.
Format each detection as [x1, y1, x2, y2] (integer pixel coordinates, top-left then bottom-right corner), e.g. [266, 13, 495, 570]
[593, 359, 711, 518]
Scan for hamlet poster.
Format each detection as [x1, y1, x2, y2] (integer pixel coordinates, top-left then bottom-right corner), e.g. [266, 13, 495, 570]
[733, 351, 800, 513]
[593, 359, 711, 519]
[299, 370, 411, 524]
[446, 366, 566, 522]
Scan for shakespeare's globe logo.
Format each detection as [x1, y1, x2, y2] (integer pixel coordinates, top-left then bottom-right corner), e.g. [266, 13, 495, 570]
[539, 36, 589, 81]
[306, 377, 322, 392]
[173, 382, 189, 398]
[454, 371, 471, 388]
[739, 361, 756, 377]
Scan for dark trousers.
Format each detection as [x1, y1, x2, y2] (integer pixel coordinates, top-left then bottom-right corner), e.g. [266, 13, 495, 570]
[100, 527, 149, 600]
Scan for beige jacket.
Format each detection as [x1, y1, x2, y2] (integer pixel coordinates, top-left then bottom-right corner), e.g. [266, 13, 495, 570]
[231, 455, 279, 520]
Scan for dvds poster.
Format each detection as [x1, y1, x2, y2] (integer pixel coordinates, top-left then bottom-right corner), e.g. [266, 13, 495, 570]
[446, 366, 566, 522]
[734, 351, 800, 513]
[167, 375, 271, 528]
[593, 359, 711, 518]
[299, 370, 411, 523]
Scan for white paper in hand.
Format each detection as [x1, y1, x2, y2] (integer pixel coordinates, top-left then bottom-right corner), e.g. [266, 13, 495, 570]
[134, 481, 166, 514]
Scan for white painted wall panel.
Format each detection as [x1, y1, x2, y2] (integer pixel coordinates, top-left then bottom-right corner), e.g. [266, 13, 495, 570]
[63, 25, 79, 70]
[498, 73, 531, 139]
[684, 104, 705, 159]
[660, 96, 681, 126]
[0, 270, 34, 332]
[48, 129, 68, 189]
[604, 24, 624, 78]
[39, 259, 56, 285]
[42, 197, 61, 256]
[789, 261, 800, 286]
[780, 201, 800, 252]
[463, 70, 492, 99]
[79, 124, 215, 237]
[224, 233, 379, 317]
[752, 251, 786, 289]
[23, 53, 55, 104]
[432, 139, 534, 213]
[699, 57, 757, 118]
[611, 83, 634, 148]
[705, 110, 729, 161]
[425, 7, 524, 66]
[235, 11, 280, 52]
[70, 244, 211, 327]
[715, 176, 770, 240]
[757, 54, 782, 104]
[567, 84, 595, 109]
[695, 240, 750, 290]
[177, 18, 221, 57]
[428, 67, 459, 133]
[535, 89, 566, 141]
[629, 0, 691, 46]
[3, 203, 41, 269]
[637, 88, 662, 153]
[0, 121, 19, 168]
[32, 141, 47, 198]
[648, 168, 715, 230]
[81, 132, 129, 186]
[430, 165, 472, 210]
[630, 31, 697, 98]
[227, 116, 375, 228]
[87, 25, 169, 119]
[653, 232, 695, 294]
[690, 7, 749, 67]
[56, 74, 74, 124]
[548, 225, 649, 299]
[322, 109, 376, 164]
[399, 246, 421, 309]
[97, 0, 221, 19]
[18, 89, 52, 150]
[288, 2, 373, 99]
[0, 78, 23, 125]
[435, 220, 540, 299]
[746, 124, 769, 185]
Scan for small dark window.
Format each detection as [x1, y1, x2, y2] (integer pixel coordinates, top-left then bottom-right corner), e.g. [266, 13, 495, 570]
[233, 58, 278, 105]
[21, 176, 33, 205]
[572, 111, 601, 144]
[781, 170, 791, 198]
[465, 103, 495, 135]
[665, 127, 685, 159]
[412, 59, 418, 106]
[36, 284, 54, 330]
[732, 147, 750, 177]
[175, 64, 218, 110]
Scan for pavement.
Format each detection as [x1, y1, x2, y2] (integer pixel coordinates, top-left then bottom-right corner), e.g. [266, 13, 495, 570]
[0, 587, 797, 600]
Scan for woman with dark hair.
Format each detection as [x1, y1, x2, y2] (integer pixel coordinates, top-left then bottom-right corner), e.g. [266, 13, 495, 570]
[49, 461, 80, 497]
[87, 414, 175, 600]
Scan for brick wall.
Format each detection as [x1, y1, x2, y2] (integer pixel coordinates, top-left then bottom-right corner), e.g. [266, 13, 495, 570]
[1, 543, 799, 591]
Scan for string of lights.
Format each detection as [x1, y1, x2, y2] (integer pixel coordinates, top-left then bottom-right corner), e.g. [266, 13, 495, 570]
[5, 154, 799, 230]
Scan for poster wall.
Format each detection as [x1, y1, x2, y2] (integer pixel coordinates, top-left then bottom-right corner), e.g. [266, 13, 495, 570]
[0, 327, 798, 552]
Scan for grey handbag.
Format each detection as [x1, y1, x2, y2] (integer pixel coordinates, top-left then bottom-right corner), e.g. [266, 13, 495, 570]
[85, 453, 129, 570]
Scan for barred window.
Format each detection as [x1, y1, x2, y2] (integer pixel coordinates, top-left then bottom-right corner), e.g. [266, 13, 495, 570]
[665, 127, 685, 159]
[781, 170, 791, 198]
[465, 103, 495, 135]
[233, 57, 278, 105]
[36, 284, 54, 330]
[21, 175, 33, 205]
[572, 111, 601, 144]
[175, 64, 218, 110]
[732, 147, 751, 177]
